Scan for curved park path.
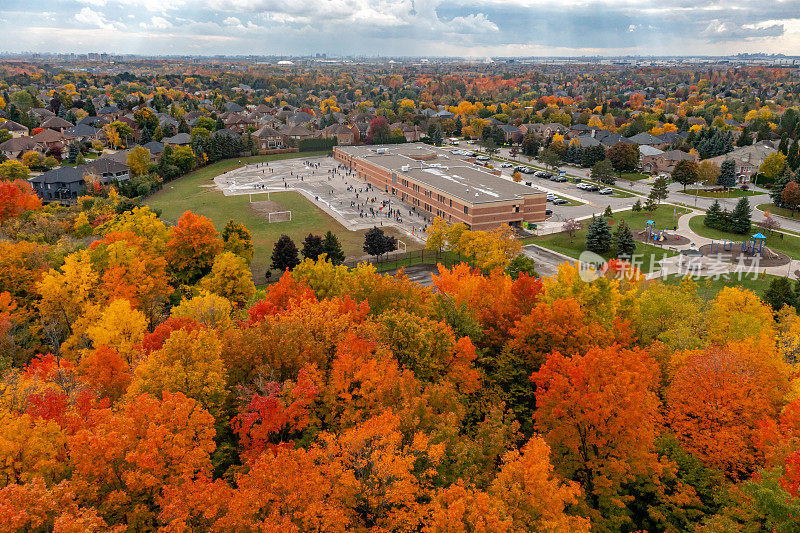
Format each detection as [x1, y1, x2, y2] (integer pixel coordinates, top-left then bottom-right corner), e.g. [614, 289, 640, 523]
[645, 210, 798, 280]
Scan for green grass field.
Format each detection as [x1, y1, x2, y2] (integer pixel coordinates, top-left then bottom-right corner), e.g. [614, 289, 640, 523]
[688, 215, 800, 260]
[528, 207, 690, 273]
[683, 188, 764, 198]
[145, 151, 414, 281]
[757, 203, 799, 220]
[660, 273, 783, 299]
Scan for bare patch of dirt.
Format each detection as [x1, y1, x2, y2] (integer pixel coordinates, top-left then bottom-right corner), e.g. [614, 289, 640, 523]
[249, 200, 286, 216]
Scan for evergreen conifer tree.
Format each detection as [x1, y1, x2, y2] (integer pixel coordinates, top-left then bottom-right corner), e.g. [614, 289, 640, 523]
[613, 219, 636, 259]
[585, 216, 612, 254]
[718, 159, 736, 189]
[322, 230, 345, 265]
[729, 197, 752, 234]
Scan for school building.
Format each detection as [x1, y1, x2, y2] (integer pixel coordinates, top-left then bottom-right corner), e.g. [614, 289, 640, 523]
[333, 143, 546, 231]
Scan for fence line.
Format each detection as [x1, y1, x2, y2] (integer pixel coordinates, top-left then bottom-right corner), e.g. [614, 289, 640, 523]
[343, 249, 463, 271]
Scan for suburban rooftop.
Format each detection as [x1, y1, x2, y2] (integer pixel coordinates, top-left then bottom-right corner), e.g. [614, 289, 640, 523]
[336, 143, 544, 204]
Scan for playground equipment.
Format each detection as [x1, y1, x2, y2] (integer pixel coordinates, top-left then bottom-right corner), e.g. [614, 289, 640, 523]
[637, 220, 673, 242]
[741, 233, 766, 256]
[710, 239, 734, 253]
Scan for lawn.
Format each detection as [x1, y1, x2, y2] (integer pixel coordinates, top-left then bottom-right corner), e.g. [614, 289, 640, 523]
[757, 203, 800, 220]
[660, 273, 783, 300]
[620, 172, 651, 181]
[528, 207, 690, 273]
[688, 215, 800, 260]
[145, 151, 415, 281]
[682, 188, 764, 198]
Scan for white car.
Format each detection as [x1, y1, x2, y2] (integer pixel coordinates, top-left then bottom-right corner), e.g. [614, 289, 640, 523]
[599, 187, 614, 195]
[546, 193, 557, 202]
[500, 163, 513, 168]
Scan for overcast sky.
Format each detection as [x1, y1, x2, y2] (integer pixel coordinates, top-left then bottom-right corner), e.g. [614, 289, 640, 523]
[1, 0, 799, 57]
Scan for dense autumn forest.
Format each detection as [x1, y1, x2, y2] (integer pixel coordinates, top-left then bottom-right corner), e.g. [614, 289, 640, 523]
[0, 184, 799, 532]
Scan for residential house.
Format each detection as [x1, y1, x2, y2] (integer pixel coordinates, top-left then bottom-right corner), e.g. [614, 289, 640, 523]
[497, 124, 520, 143]
[0, 136, 41, 160]
[162, 133, 192, 146]
[252, 126, 285, 151]
[706, 141, 777, 183]
[222, 113, 256, 134]
[638, 145, 664, 158]
[627, 132, 662, 147]
[40, 116, 73, 133]
[390, 122, 422, 142]
[29, 166, 85, 204]
[65, 124, 100, 143]
[30, 159, 129, 204]
[280, 124, 320, 143]
[83, 158, 130, 182]
[322, 124, 358, 145]
[641, 149, 697, 175]
[141, 141, 165, 161]
[0, 120, 29, 137]
[31, 129, 71, 152]
[97, 105, 121, 119]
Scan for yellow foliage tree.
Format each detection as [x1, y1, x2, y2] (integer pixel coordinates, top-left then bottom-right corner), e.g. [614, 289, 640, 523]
[200, 251, 256, 308]
[171, 291, 233, 330]
[126, 146, 151, 177]
[130, 328, 227, 415]
[85, 299, 147, 364]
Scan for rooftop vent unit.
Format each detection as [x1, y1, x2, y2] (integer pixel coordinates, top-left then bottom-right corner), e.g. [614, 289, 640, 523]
[401, 165, 410, 172]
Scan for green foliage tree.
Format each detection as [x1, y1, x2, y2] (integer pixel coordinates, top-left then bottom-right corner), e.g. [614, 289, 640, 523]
[762, 276, 798, 312]
[671, 159, 699, 191]
[606, 142, 638, 174]
[322, 230, 346, 265]
[505, 254, 537, 280]
[591, 159, 616, 185]
[705, 200, 724, 230]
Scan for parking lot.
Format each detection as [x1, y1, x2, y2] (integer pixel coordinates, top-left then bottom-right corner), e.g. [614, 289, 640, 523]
[442, 146, 640, 223]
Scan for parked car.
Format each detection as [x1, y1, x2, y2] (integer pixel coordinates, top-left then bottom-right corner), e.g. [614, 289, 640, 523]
[500, 162, 513, 168]
[546, 193, 557, 202]
[599, 187, 613, 195]
[476, 155, 490, 161]
[585, 184, 599, 191]
[576, 183, 590, 190]
[552, 198, 569, 205]
[534, 171, 549, 178]
[522, 167, 536, 174]
[550, 175, 568, 182]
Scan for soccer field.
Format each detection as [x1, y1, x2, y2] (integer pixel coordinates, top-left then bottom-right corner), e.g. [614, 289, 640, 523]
[145, 152, 412, 281]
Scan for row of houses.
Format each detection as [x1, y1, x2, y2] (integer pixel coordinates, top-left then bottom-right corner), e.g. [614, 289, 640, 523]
[29, 158, 130, 204]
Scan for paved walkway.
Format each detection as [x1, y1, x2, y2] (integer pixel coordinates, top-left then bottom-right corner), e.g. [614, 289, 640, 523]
[644, 210, 798, 280]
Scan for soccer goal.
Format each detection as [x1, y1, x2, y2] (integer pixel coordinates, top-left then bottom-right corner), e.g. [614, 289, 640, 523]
[268, 210, 292, 223]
